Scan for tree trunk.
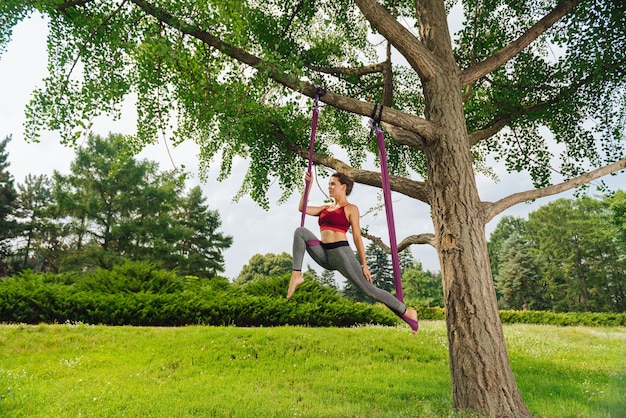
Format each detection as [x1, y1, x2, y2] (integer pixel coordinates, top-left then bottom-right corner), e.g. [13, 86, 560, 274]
[425, 85, 531, 416]
[418, 1, 531, 415]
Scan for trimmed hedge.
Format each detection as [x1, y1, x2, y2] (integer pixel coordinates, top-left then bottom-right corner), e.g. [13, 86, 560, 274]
[0, 262, 397, 327]
[412, 307, 625, 326]
[1, 264, 623, 327]
[498, 309, 626, 326]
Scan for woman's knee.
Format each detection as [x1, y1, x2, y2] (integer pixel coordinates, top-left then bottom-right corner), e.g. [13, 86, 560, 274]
[294, 226, 311, 239]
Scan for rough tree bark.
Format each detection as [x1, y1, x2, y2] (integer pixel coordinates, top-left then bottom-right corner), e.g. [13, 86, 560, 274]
[421, 1, 530, 414]
[358, 0, 533, 414]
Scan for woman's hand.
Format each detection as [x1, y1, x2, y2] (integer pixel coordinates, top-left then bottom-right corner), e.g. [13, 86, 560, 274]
[362, 265, 372, 283]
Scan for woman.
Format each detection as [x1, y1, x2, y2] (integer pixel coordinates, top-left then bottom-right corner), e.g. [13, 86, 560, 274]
[287, 171, 418, 333]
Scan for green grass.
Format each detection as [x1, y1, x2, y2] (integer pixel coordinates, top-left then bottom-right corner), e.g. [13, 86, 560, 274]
[0, 321, 624, 417]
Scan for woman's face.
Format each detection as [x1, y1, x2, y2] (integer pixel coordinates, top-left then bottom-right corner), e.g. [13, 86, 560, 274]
[328, 176, 346, 198]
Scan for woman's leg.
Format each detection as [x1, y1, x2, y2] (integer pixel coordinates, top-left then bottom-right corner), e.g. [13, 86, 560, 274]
[288, 227, 332, 298]
[292, 227, 332, 271]
[328, 246, 407, 316]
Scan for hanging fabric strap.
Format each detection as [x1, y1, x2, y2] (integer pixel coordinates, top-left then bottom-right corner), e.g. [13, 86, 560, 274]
[370, 104, 403, 303]
[300, 87, 324, 228]
[371, 105, 418, 334]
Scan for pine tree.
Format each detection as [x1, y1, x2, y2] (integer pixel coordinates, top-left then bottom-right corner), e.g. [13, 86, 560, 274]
[0, 136, 18, 276]
[495, 234, 549, 310]
[13, 174, 54, 272]
[366, 242, 394, 293]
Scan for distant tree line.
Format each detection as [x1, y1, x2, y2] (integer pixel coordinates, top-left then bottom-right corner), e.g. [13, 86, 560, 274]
[488, 193, 626, 312]
[0, 134, 232, 277]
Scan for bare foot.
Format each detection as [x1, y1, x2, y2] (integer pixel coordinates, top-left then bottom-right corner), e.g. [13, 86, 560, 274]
[287, 271, 304, 298]
[405, 308, 418, 322]
[402, 308, 419, 337]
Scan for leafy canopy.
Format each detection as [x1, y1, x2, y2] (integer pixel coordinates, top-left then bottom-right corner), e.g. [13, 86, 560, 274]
[0, 0, 623, 207]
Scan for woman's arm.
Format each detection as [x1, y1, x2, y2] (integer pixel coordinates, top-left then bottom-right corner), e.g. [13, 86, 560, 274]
[299, 172, 325, 216]
[345, 204, 372, 282]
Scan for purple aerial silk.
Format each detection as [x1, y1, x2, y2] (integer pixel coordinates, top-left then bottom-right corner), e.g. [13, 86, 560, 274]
[300, 91, 320, 228]
[372, 120, 418, 333]
[373, 124, 404, 303]
[298, 95, 417, 332]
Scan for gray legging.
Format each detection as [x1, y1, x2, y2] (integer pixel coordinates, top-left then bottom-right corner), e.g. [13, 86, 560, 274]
[292, 226, 407, 316]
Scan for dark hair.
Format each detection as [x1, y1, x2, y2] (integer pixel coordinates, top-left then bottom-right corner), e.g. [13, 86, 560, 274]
[332, 172, 354, 196]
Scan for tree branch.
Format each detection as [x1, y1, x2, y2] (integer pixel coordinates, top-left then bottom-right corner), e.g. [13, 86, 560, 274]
[468, 116, 509, 146]
[381, 122, 428, 151]
[354, 0, 437, 81]
[306, 62, 386, 77]
[461, 0, 583, 86]
[361, 231, 436, 251]
[279, 0, 304, 38]
[129, 0, 439, 140]
[482, 158, 626, 222]
[281, 133, 430, 204]
[467, 57, 625, 146]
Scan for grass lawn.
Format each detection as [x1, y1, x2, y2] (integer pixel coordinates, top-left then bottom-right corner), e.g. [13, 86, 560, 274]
[0, 321, 624, 417]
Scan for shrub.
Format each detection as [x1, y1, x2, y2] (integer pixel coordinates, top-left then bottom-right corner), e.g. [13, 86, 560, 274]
[75, 261, 187, 294]
[0, 265, 398, 327]
[2, 265, 622, 327]
[499, 310, 626, 326]
[416, 306, 445, 320]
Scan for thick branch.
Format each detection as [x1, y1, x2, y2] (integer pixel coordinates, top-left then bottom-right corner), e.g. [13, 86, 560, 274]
[362, 231, 436, 251]
[354, 0, 437, 81]
[129, 0, 438, 140]
[482, 158, 626, 222]
[468, 116, 509, 146]
[307, 62, 386, 77]
[462, 0, 583, 86]
[381, 122, 427, 151]
[283, 137, 430, 204]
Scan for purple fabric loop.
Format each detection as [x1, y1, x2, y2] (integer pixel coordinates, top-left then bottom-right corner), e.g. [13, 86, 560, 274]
[300, 91, 320, 228]
[305, 239, 322, 247]
[373, 124, 404, 304]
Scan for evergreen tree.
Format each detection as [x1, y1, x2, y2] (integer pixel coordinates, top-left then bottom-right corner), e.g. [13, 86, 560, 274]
[0, 136, 18, 276]
[522, 196, 625, 312]
[399, 249, 416, 272]
[487, 216, 527, 280]
[319, 269, 337, 290]
[13, 174, 55, 272]
[605, 191, 626, 311]
[488, 195, 626, 312]
[173, 186, 233, 277]
[366, 241, 394, 293]
[51, 133, 177, 270]
[46, 133, 231, 275]
[305, 266, 337, 290]
[495, 234, 550, 310]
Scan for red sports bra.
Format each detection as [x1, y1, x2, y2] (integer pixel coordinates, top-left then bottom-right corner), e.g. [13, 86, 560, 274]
[319, 204, 351, 233]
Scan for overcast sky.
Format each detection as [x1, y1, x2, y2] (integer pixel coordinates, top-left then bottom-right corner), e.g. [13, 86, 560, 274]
[2, 14, 624, 281]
